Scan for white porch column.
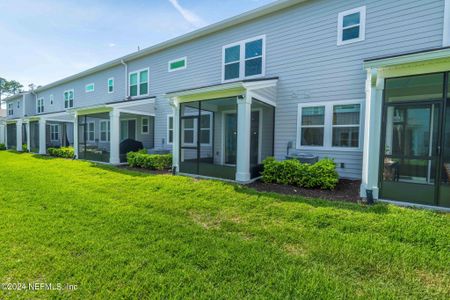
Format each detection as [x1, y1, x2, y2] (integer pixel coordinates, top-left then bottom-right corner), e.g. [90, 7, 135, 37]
[73, 114, 79, 158]
[26, 122, 31, 151]
[235, 91, 252, 182]
[16, 119, 23, 152]
[38, 118, 46, 154]
[360, 68, 384, 199]
[110, 109, 120, 164]
[170, 98, 180, 172]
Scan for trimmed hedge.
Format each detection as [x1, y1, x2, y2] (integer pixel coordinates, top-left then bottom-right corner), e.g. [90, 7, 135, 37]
[22, 144, 28, 152]
[0, 144, 5, 151]
[262, 157, 339, 190]
[48, 147, 75, 159]
[127, 151, 172, 171]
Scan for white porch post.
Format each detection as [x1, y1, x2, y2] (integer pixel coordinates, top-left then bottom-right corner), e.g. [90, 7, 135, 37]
[26, 121, 31, 151]
[170, 98, 180, 172]
[38, 118, 46, 154]
[110, 109, 120, 164]
[360, 68, 384, 199]
[235, 91, 252, 182]
[16, 119, 23, 151]
[73, 114, 79, 158]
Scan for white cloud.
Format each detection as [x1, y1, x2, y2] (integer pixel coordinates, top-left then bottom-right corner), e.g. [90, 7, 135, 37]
[168, 0, 207, 28]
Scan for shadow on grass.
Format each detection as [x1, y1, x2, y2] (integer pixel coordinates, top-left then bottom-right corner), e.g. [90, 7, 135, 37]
[31, 154, 57, 160]
[232, 184, 391, 214]
[88, 163, 164, 178]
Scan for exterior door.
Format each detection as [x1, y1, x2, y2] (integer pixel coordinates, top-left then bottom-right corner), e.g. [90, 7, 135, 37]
[380, 102, 441, 205]
[224, 113, 237, 165]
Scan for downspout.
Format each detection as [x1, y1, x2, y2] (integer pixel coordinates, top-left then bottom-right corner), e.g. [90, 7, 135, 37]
[121, 59, 128, 99]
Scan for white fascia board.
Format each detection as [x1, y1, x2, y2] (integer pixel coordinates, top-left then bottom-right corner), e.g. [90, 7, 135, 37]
[364, 48, 450, 69]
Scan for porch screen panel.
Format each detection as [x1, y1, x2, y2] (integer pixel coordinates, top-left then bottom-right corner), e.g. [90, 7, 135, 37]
[22, 123, 27, 147]
[385, 73, 444, 102]
[29, 121, 39, 153]
[198, 98, 237, 180]
[250, 99, 275, 179]
[179, 102, 199, 175]
[6, 124, 16, 149]
[78, 113, 110, 162]
[440, 98, 450, 207]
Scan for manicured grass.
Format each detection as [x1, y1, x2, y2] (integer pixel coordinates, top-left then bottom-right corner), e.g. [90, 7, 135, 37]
[0, 151, 449, 299]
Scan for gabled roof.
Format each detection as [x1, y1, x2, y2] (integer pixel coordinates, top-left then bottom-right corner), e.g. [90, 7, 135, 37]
[1, 92, 27, 102]
[34, 0, 306, 93]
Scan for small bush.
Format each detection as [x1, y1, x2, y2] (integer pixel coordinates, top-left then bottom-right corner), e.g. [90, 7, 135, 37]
[127, 151, 172, 171]
[0, 144, 6, 150]
[262, 157, 339, 190]
[48, 147, 75, 159]
[22, 144, 28, 152]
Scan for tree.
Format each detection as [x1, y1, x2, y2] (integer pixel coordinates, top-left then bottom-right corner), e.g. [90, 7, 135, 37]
[0, 78, 24, 100]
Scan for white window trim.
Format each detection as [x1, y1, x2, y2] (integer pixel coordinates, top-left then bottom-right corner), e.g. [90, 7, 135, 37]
[337, 6, 366, 46]
[168, 57, 187, 72]
[199, 112, 213, 147]
[128, 68, 149, 97]
[99, 120, 110, 142]
[87, 121, 96, 142]
[85, 83, 95, 93]
[167, 115, 174, 145]
[141, 117, 150, 134]
[181, 118, 197, 147]
[222, 35, 266, 83]
[37, 97, 44, 114]
[50, 124, 59, 142]
[296, 99, 364, 151]
[180, 111, 213, 147]
[64, 89, 74, 109]
[107, 77, 114, 94]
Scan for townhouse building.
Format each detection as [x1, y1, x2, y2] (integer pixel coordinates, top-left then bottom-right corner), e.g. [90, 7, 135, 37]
[2, 0, 450, 208]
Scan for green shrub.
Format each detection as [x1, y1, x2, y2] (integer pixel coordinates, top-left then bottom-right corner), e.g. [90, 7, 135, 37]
[48, 147, 75, 159]
[22, 144, 28, 152]
[262, 157, 339, 190]
[127, 152, 172, 171]
[0, 144, 5, 150]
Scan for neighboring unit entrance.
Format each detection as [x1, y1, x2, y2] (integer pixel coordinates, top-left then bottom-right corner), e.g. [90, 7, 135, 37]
[380, 72, 450, 207]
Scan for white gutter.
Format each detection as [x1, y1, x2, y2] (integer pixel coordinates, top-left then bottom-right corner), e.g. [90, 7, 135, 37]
[121, 59, 128, 98]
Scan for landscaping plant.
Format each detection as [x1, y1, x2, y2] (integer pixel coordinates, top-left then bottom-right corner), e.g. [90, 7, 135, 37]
[262, 157, 339, 190]
[0, 143, 5, 150]
[127, 151, 172, 170]
[47, 147, 75, 159]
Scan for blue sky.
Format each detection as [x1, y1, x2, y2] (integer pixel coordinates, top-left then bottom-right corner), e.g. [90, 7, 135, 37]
[0, 0, 276, 89]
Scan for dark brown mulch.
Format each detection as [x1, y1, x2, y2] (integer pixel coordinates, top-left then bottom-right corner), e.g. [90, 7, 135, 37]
[247, 179, 362, 202]
[118, 165, 172, 175]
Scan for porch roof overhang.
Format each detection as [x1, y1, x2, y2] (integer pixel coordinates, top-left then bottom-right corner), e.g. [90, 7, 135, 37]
[165, 77, 278, 106]
[69, 97, 156, 116]
[363, 47, 450, 78]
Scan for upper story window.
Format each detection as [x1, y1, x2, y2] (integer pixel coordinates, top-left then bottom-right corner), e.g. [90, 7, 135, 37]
[37, 98, 44, 114]
[297, 100, 363, 150]
[7, 103, 13, 116]
[50, 94, 54, 105]
[108, 78, 114, 93]
[337, 6, 366, 46]
[129, 69, 149, 97]
[85, 83, 95, 93]
[168, 57, 187, 72]
[223, 35, 265, 82]
[64, 89, 74, 109]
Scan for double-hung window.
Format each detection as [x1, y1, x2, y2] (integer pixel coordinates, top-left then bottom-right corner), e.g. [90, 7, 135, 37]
[129, 69, 149, 97]
[37, 98, 44, 114]
[167, 115, 174, 144]
[7, 103, 13, 115]
[223, 36, 265, 82]
[50, 124, 59, 141]
[88, 122, 95, 142]
[64, 89, 74, 109]
[100, 120, 110, 142]
[141, 117, 150, 134]
[297, 101, 363, 149]
[337, 6, 366, 45]
[182, 118, 196, 146]
[200, 113, 212, 145]
[108, 78, 114, 93]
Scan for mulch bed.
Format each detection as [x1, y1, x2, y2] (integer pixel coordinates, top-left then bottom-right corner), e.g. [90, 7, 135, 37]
[248, 179, 362, 202]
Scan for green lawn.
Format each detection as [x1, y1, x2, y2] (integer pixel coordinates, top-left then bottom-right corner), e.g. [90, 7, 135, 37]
[0, 151, 449, 299]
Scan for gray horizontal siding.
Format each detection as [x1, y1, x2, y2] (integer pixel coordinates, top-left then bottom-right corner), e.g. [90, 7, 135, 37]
[15, 0, 446, 179]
